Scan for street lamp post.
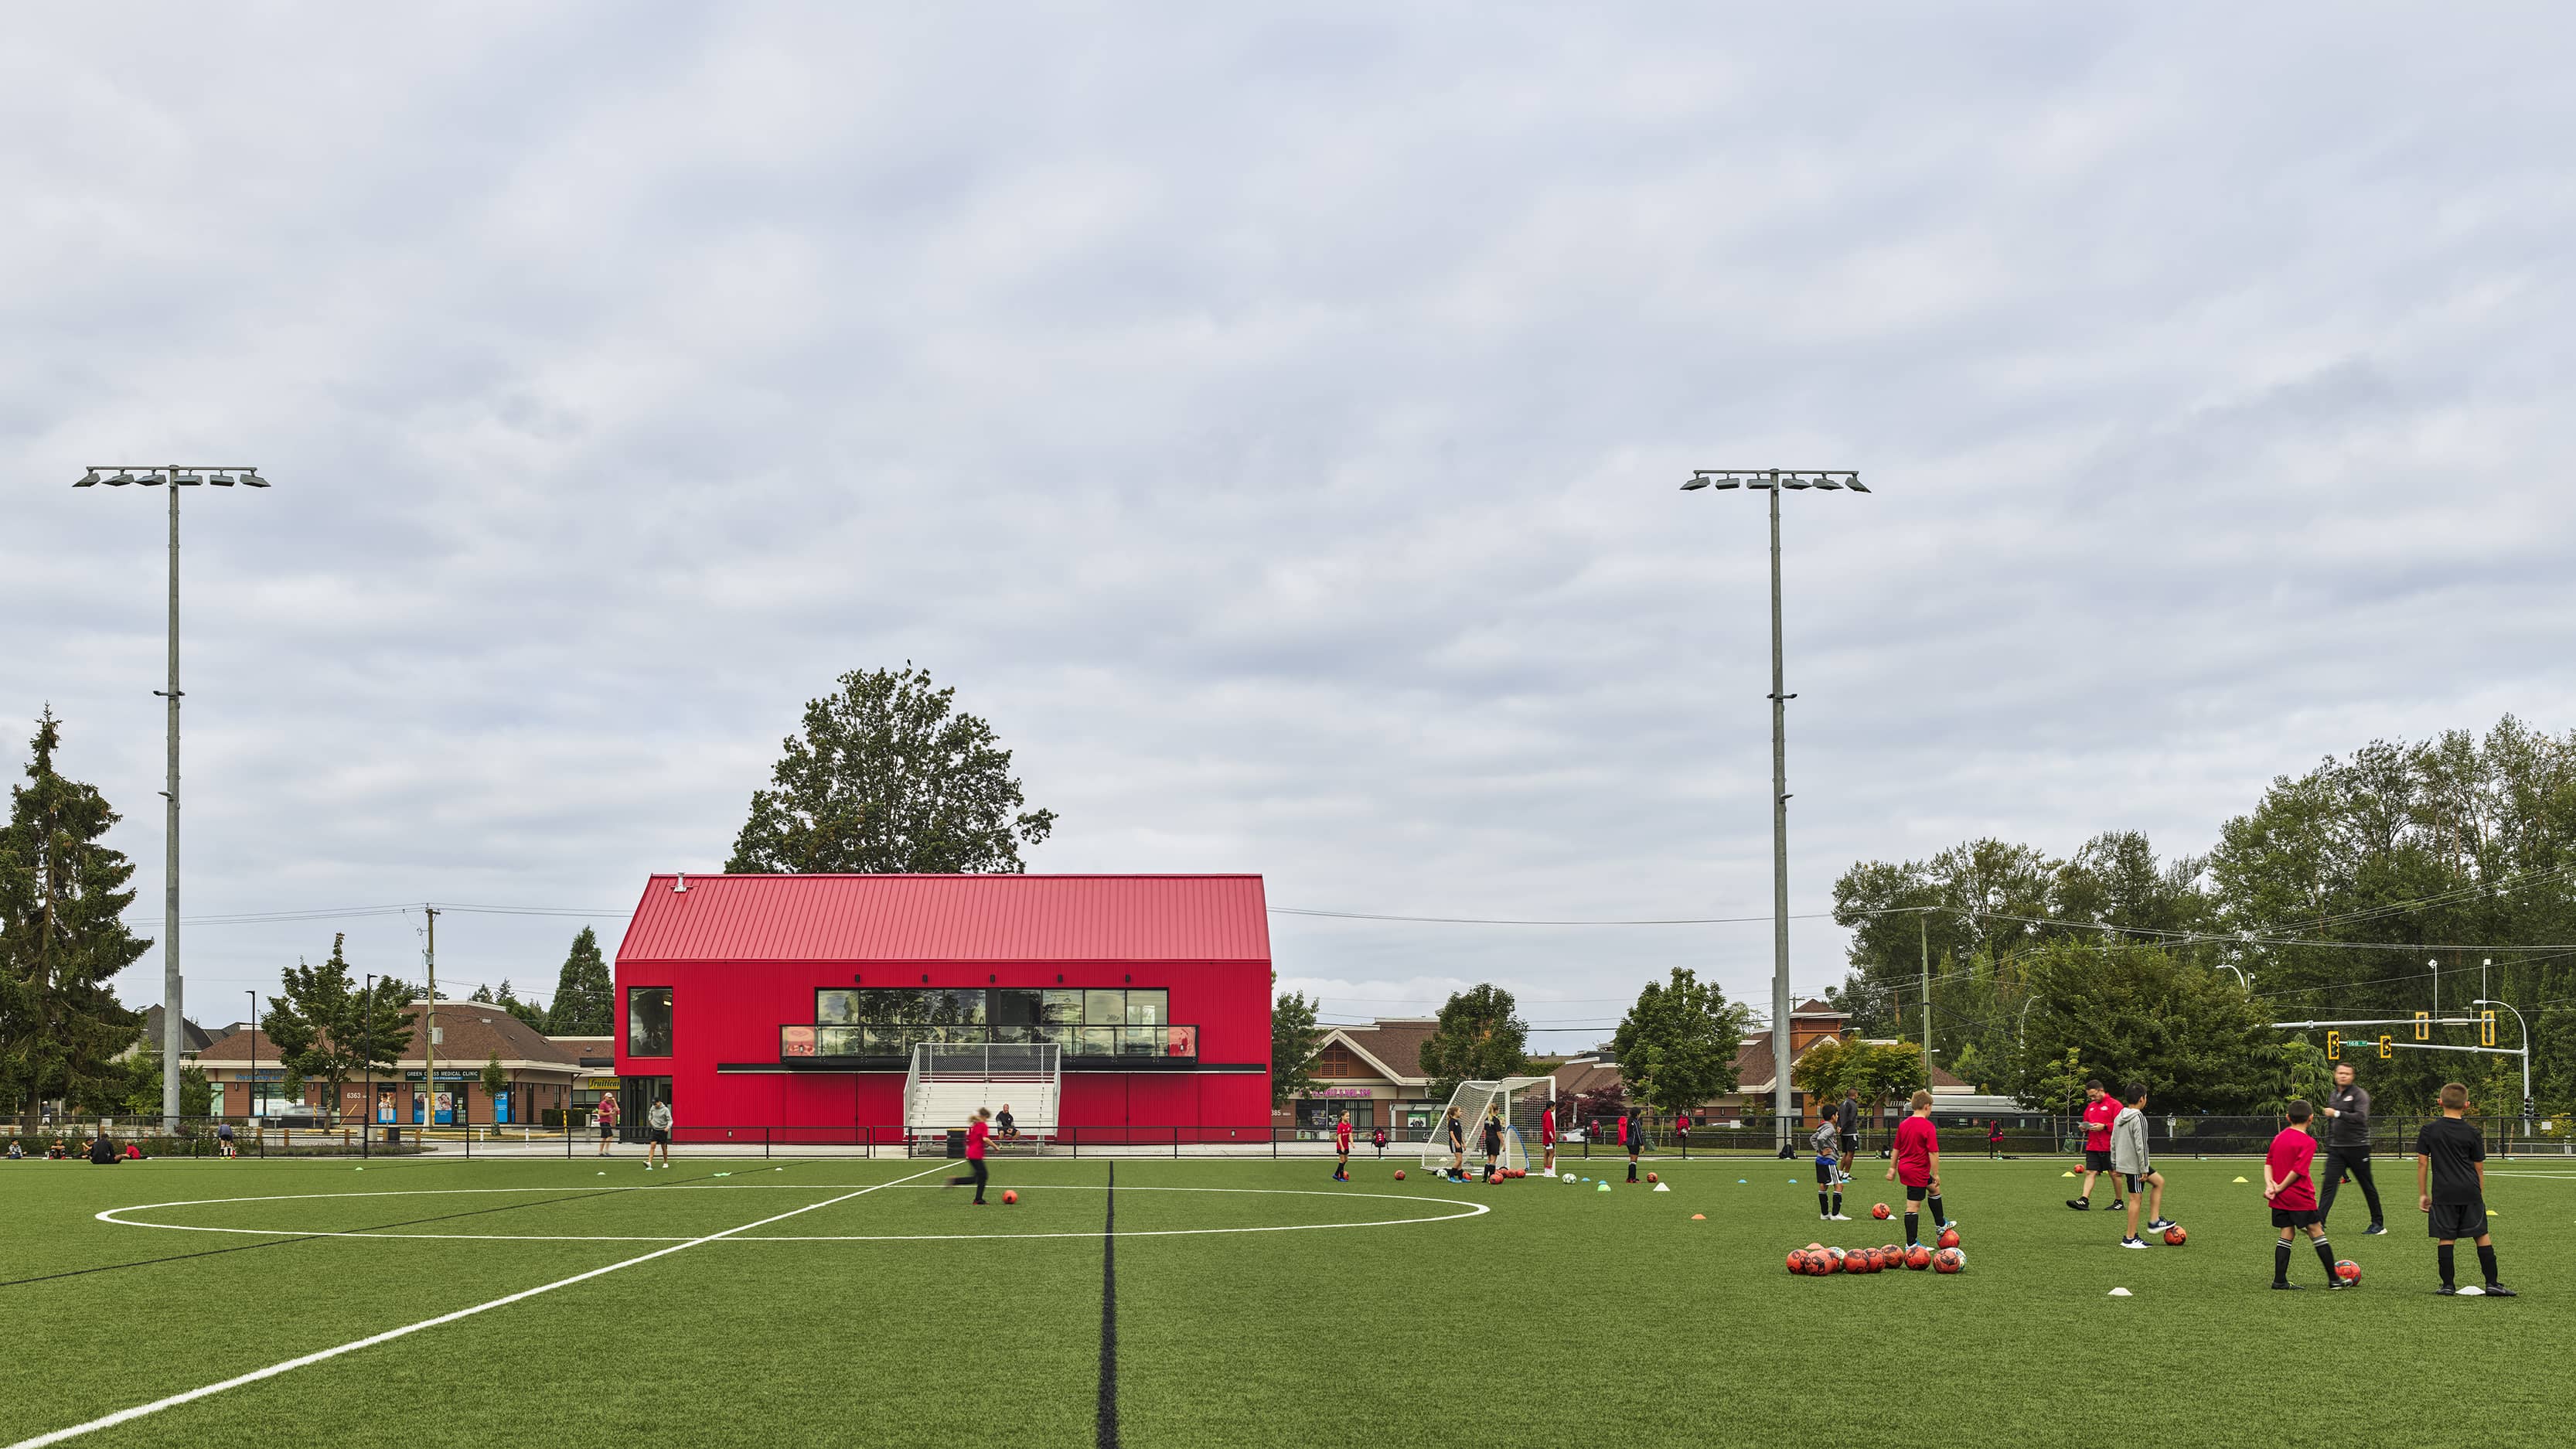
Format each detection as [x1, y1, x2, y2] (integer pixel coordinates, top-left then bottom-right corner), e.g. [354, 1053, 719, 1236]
[2472, 998, 2532, 1123]
[1678, 467, 1868, 1148]
[73, 465, 269, 1130]
[245, 989, 258, 1128]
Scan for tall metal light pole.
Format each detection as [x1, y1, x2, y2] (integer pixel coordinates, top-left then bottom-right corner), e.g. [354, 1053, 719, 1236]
[1678, 467, 1867, 1148]
[73, 464, 270, 1130]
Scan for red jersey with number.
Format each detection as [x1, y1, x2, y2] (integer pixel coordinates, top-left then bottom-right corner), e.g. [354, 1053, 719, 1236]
[2082, 1096, 2119, 1151]
[2264, 1127, 2316, 1209]
[1541, 1108, 1556, 1145]
[1334, 1121, 1351, 1151]
[966, 1120, 989, 1161]
[1894, 1116, 1939, 1187]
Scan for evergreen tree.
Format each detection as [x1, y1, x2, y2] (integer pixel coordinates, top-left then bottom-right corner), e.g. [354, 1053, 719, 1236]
[0, 709, 151, 1116]
[545, 928, 613, 1035]
[263, 933, 413, 1121]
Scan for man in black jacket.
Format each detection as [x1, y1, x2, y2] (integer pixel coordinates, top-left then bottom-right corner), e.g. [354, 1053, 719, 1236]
[2319, 1062, 2387, 1234]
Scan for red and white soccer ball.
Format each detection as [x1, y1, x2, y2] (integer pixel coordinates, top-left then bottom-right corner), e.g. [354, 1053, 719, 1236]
[2162, 1224, 2188, 1246]
[1934, 1246, 1964, 1273]
[2335, 1258, 2361, 1284]
[1393, 1169, 1406, 1181]
[1937, 1226, 1961, 1250]
[1905, 1245, 1933, 1270]
[1645, 1171, 1658, 1184]
[1870, 1202, 1892, 1220]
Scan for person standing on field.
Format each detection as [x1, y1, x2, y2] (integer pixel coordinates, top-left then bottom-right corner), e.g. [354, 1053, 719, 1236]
[644, 1097, 673, 1169]
[1986, 1119, 2005, 1159]
[2319, 1062, 2387, 1235]
[2109, 1082, 2174, 1248]
[2065, 1080, 2126, 1213]
[595, 1093, 618, 1158]
[1623, 1103, 1645, 1184]
[1886, 1091, 1951, 1248]
[1481, 1109, 1506, 1182]
[1539, 1100, 1557, 1176]
[1835, 1089, 1859, 1183]
[1332, 1110, 1352, 1182]
[1812, 1112, 1847, 1221]
[2416, 1082, 2513, 1296]
[1444, 1105, 1467, 1181]
[2262, 1101, 2344, 1290]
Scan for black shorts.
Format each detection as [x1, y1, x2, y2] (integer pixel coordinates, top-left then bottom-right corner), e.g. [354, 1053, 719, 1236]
[2084, 1148, 2114, 1171]
[2427, 1202, 2489, 1240]
[649, 1129, 670, 1146]
[1903, 1182, 1934, 1202]
[2124, 1170, 2156, 1192]
[2271, 1206, 2320, 1229]
[1815, 1160, 1838, 1185]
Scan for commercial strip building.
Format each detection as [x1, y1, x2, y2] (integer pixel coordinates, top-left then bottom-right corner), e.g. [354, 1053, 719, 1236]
[1288, 1019, 1444, 1135]
[611, 873, 1275, 1138]
[189, 1004, 588, 1126]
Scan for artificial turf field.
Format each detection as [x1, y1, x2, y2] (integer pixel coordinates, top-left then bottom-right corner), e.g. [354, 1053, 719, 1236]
[3, 1150, 2569, 1449]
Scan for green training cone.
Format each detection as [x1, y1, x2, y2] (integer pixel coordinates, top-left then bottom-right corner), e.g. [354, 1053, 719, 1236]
[1596, 1181, 1612, 1192]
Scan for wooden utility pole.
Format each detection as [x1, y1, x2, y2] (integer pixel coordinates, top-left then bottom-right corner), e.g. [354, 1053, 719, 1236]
[424, 906, 439, 1130]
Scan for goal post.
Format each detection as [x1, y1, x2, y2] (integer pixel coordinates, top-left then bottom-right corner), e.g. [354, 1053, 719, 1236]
[1419, 1076, 1555, 1173]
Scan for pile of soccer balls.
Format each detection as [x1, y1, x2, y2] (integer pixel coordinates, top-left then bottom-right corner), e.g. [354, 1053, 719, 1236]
[1788, 1224, 1964, 1277]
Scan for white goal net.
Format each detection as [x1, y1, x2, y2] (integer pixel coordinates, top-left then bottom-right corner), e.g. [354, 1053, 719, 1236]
[1419, 1077, 1555, 1175]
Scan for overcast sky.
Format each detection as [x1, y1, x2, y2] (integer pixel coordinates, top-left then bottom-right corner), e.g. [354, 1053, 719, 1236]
[7, 5, 2571, 1046]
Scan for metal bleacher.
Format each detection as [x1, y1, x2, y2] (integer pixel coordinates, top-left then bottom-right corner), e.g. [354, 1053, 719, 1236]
[903, 1043, 1061, 1139]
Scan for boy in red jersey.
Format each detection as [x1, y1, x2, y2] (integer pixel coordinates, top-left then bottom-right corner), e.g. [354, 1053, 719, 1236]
[1885, 1090, 1951, 1247]
[1540, 1101, 1557, 1176]
[2066, 1080, 2125, 1212]
[2264, 1100, 2345, 1290]
[946, 1107, 992, 1205]
[1333, 1110, 1352, 1182]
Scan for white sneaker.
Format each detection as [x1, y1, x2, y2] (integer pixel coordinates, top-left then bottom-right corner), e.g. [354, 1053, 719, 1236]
[2120, 1236, 2148, 1250]
[1828, 1213, 1852, 1221]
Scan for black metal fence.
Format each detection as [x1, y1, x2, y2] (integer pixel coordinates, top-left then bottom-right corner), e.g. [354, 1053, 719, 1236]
[8, 1113, 2567, 1161]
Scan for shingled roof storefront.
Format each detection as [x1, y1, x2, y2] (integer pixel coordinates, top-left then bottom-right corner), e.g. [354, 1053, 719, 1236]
[192, 1004, 588, 1127]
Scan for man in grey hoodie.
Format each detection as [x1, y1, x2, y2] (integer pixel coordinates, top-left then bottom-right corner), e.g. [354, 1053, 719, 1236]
[2319, 1062, 2386, 1234]
[2110, 1082, 2175, 1249]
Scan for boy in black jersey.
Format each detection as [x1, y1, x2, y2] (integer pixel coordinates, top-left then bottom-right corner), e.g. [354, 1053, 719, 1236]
[2415, 1082, 2514, 1297]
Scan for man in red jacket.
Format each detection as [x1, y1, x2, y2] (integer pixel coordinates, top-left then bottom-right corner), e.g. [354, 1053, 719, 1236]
[946, 1108, 993, 1205]
[2066, 1079, 2126, 1213]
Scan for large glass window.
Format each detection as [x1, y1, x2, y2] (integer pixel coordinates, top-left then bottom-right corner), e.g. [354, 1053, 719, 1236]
[990, 989, 1040, 1028]
[929, 989, 985, 1026]
[1042, 990, 1084, 1026]
[816, 990, 857, 1025]
[816, 1026, 863, 1056]
[626, 987, 673, 1057]
[1126, 990, 1168, 1027]
[1084, 990, 1126, 1026]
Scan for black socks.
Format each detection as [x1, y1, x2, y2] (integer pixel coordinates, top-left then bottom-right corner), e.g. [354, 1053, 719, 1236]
[1818, 1192, 1832, 1215]
[1904, 1211, 1920, 1246]
[2313, 1237, 2335, 1277]
[2438, 1243, 2456, 1287]
[1832, 1192, 1843, 1215]
[2478, 1243, 2499, 1286]
[1928, 1195, 1947, 1229]
[2274, 1241, 2293, 1284]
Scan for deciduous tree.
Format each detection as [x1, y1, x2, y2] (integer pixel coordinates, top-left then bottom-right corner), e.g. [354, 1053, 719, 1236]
[1417, 984, 1529, 1101]
[1269, 978, 1322, 1110]
[1610, 968, 1750, 1114]
[727, 665, 1056, 875]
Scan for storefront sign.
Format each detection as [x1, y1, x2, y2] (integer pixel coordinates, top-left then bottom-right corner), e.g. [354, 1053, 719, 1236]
[1306, 1087, 1375, 1098]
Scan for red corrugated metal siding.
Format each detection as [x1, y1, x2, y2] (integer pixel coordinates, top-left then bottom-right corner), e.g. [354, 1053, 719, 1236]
[615, 874, 1271, 963]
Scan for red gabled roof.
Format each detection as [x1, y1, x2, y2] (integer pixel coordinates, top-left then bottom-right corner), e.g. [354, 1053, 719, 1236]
[615, 874, 1272, 964]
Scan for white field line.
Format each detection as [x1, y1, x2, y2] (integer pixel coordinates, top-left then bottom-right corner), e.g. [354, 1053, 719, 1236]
[95, 1184, 1487, 1244]
[9, 1162, 947, 1449]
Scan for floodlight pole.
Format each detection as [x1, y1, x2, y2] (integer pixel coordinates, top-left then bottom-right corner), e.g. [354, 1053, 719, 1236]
[1678, 467, 1867, 1149]
[73, 464, 268, 1131]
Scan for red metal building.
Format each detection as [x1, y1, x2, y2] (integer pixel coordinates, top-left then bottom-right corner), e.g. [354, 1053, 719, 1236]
[612, 873, 1274, 1139]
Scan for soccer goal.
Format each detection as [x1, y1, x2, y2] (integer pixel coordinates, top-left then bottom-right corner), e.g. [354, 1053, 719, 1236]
[1419, 1076, 1555, 1175]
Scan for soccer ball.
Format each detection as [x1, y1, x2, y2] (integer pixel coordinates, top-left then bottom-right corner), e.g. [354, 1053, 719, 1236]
[1645, 1171, 1658, 1184]
[2335, 1258, 2361, 1284]
[1937, 1226, 1961, 1250]
[2162, 1224, 2187, 1246]
[1871, 1202, 1892, 1220]
[1393, 1170, 1406, 1181]
[1882, 1243, 1903, 1260]
[1905, 1246, 1933, 1270]
[1787, 1250, 1808, 1275]
[1825, 1246, 1846, 1264]
[1934, 1247, 1964, 1273]
[1001, 1190, 1017, 1205]
[1809, 1252, 1836, 1277]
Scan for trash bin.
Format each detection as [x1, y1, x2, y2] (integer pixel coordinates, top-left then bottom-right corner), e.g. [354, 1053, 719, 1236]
[385, 1127, 400, 1145]
[945, 1129, 966, 1159]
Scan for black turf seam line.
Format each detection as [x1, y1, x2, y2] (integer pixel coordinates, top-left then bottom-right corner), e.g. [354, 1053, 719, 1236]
[1097, 1160, 1119, 1449]
[0, 1159, 800, 1290]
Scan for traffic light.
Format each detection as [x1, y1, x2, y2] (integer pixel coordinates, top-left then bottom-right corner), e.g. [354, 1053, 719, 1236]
[2414, 1010, 2431, 1042]
[2378, 1034, 2393, 1059]
[2481, 1010, 2496, 1048]
[2326, 1030, 2340, 1061]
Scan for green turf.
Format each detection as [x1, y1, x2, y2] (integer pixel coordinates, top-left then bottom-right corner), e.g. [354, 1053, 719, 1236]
[2, 1151, 2567, 1447]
